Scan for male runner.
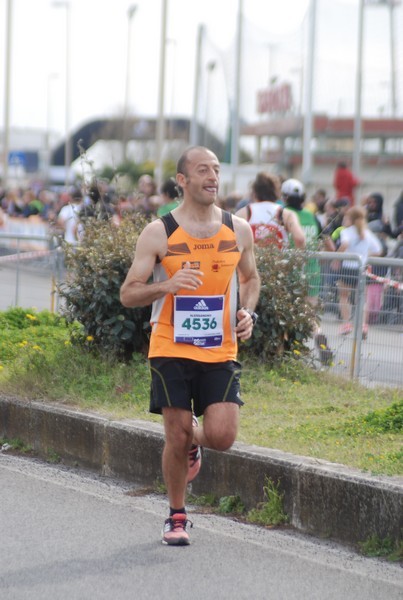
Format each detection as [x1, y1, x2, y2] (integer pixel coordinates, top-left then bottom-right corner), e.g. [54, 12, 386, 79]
[120, 146, 260, 545]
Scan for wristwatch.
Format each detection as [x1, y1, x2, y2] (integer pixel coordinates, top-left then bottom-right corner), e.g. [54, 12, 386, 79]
[241, 307, 258, 325]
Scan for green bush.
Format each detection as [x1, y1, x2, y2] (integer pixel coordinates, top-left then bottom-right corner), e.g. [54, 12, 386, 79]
[59, 216, 151, 360]
[241, 246, 316, 363]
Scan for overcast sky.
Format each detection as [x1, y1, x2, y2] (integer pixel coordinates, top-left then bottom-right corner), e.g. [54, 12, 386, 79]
[1, 0, 402, 145]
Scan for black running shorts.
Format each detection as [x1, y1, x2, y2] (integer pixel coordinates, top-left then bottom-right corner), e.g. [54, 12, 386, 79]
[149, 357, 243, 417]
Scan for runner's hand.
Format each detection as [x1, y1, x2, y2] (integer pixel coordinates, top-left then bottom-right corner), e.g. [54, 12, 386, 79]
[235, 308, 253, 341]
[168, 261, 204, 294]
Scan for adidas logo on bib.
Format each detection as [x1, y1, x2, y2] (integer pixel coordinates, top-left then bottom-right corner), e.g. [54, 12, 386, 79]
[193, 299, 209, 310]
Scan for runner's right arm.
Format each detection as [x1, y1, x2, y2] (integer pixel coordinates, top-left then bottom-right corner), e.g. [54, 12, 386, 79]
[120, 220, 204, 308]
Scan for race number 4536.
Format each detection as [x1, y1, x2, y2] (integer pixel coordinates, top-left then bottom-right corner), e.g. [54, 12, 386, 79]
[174, 296, 224, 347]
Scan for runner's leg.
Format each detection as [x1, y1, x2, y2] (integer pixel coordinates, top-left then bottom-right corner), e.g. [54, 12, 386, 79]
[193, 402, 239, 451]
[162, 407, 193, 509]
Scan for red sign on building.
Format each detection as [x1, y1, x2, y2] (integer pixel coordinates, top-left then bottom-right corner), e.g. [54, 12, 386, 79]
[257, 83, 293, 115]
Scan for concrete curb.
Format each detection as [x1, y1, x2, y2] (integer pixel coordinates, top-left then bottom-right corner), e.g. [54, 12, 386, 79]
[1, 395, 402, 547]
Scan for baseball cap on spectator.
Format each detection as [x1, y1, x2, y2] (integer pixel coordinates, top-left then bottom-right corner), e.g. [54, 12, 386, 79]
[281, 178, 305, 197]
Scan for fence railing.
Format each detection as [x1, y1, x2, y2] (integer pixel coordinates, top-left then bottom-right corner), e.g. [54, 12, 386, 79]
[310, 251, 403, 388]
[1, 235, 403, 388]
[0, 233, 64, 312]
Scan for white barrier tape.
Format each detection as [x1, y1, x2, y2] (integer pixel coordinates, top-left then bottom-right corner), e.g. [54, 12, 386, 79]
[0, 249, 52, 263]
[366, 268, 403, 291]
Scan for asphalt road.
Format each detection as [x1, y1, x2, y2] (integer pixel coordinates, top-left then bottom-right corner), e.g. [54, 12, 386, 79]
[1, 454, 402, 600]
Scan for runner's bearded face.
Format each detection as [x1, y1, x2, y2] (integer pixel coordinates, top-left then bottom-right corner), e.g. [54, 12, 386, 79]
[182, 158, 220, 207]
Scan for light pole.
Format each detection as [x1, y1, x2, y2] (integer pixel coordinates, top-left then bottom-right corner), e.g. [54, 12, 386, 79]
[203, 61, 216, 147]
[2, 0, 13, 187]
[46, 73, 59, 179]
[353, 0, 401, 179]
[364, 0, 400, 116]
[53, 1, 72, 187]
[231, 0, 243, 189]
[387, 0, 399, 116]
[302, 0, 317, 186]
[353, 0, 365, 180]
[190, 24, 205, 146]
[123, 4, 137, 162]
[167, 38, 177, 141]
[155, 0, 168, 189]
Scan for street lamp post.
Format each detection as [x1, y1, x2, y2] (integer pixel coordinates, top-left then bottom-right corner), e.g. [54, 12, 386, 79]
[203, 61, 216, 147]
[53, 1, 72, 187]
[123, 5, 137, 162]
[46, 73, 59, 180]
[155, 0, 168, 190]
[2, 0, 13, 187]
[353, 0, 401, 179]
[231, 0, 243, 189]
[302, 0, 317, 186]
[388, 0, 398, 116]
[190, 24, 205, 146]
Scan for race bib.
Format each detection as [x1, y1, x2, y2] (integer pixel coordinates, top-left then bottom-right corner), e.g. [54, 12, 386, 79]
[174, 295, 224, 348]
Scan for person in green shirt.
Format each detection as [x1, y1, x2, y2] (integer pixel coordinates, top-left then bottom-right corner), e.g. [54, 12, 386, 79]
[281, 179, 333, 365]
[157, 178, 181, 218]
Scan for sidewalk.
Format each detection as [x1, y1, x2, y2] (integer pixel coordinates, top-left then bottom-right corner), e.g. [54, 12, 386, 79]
[1, 394, 402, 549]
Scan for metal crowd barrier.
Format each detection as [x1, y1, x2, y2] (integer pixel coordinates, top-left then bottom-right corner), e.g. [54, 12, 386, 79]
[310, 251, 403, 388]
[0, 233, 64, 312]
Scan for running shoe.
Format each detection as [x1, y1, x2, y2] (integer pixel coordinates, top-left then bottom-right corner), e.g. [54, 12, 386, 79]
[187, 414, 202, 483]
[162, 513, 192, 546]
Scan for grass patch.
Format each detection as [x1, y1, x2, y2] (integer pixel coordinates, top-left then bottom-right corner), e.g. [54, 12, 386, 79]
[218, 495, 245, 515]
[247, 478, 288, 526]
[359, 535, 403, 562]
[187, 482, 288, 528]
[0, 309, 402, 476]
[0, 437, 33, 454]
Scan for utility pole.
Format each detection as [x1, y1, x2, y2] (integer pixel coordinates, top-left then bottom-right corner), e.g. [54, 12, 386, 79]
[2, 0, 13, 187]
[231, 0, 243, 189]
[302, 0, 317, 185]
[388, 0, 398, 116]
[155, 0, 168, 189]
[123, 5, 137, 162]
[353, 0, 365, 180]
[190, 24, 205, 146]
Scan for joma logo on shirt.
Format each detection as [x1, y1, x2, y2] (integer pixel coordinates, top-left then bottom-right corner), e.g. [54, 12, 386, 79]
[193, 243, 214, 250]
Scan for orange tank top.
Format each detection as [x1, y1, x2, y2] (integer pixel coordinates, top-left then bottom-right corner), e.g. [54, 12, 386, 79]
[148, 211, 241, 362]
